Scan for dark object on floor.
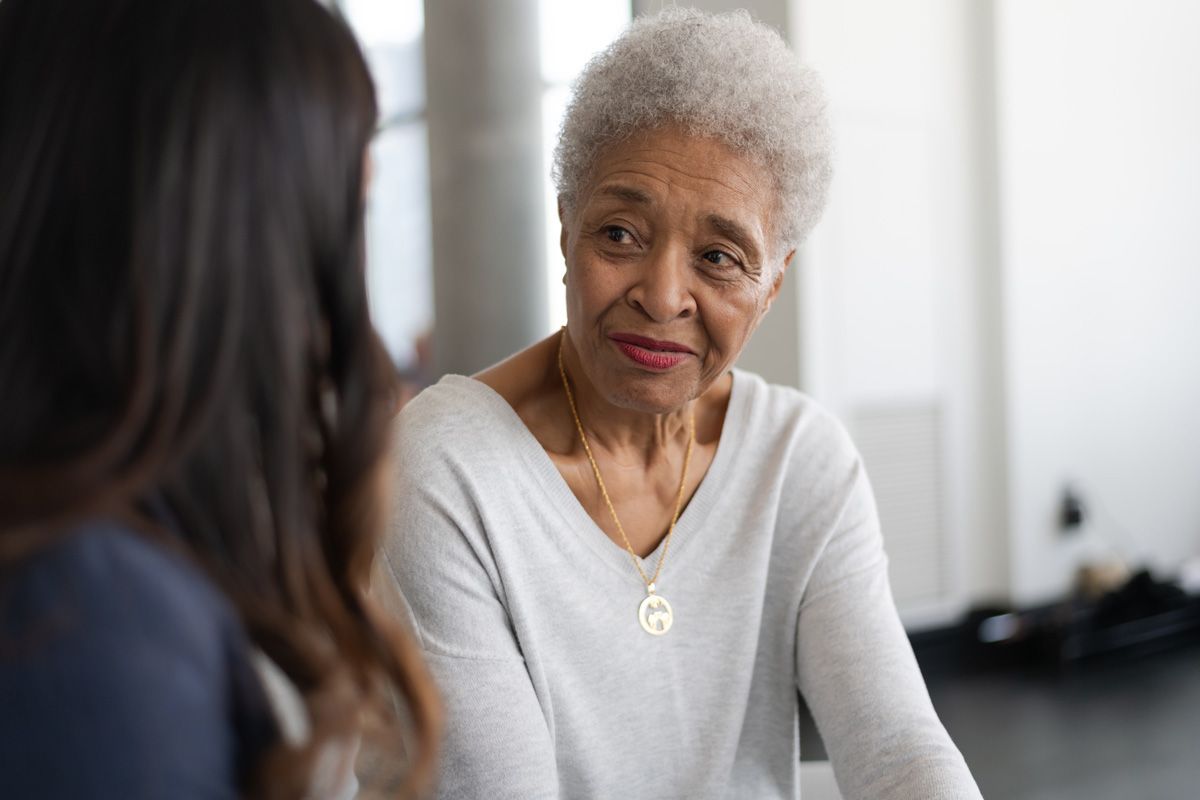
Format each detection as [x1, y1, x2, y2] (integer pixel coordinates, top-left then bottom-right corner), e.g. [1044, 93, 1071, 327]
[1092, 569, 1188, 626]
[1059, 569, 1198, 663]
[906, 571, 1200, 676]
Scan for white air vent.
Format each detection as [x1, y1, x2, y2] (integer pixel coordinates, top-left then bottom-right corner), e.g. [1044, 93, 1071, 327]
[853, 404, 946, 607]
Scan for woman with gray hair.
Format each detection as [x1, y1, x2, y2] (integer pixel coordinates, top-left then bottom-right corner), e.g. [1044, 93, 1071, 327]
[380, 8, 982, 799]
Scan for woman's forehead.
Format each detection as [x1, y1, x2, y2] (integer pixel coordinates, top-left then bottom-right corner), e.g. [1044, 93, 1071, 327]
[581, 130, 775, 248]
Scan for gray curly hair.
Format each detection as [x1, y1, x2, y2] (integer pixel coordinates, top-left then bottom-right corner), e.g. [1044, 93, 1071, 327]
[552, 7, 834, 259]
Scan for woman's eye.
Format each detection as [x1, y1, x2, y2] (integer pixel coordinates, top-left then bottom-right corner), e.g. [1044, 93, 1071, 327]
[703, 250, 737, 267]
[604, 226, 634, 244]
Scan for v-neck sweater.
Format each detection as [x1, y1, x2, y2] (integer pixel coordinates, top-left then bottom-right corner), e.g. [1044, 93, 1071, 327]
[378, 369, 982, 800]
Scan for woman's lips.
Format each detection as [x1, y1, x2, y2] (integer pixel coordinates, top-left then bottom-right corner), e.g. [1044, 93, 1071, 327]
[609, 334, 693, 370]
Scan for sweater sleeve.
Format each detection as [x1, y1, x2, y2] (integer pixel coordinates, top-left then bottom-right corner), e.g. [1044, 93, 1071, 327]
[0, 522, 276, 800]
[794, 466, 983, 800]
[377, 400, 560, 799]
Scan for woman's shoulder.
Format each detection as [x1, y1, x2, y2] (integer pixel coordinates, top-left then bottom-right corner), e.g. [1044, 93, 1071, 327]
[2, 519, 236, 639]
[400, 335, 560, 435]
[394, 371, 544, 469]
[728, 372, 874, 555]
[0, 519, 264, 704]
[400, 374, 512, 434]
[730, 368, 859, 466]
[3, 520, 241, 640]
[0, 519, 275, 797]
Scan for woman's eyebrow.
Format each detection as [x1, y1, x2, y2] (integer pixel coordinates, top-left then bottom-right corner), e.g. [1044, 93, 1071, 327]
[704, 213, 761, 260]
[596, 184, 655, 206]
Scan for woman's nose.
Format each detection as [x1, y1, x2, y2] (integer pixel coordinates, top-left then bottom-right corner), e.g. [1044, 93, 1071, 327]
[626, 244, 696, 322]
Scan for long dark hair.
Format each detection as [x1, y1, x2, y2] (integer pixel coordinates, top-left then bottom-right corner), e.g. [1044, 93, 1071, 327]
[0, 0, 438, 795]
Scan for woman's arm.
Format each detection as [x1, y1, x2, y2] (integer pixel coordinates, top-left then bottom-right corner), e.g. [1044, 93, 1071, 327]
[0, 522, 274, 799]
[795, 468, 983, 800]
[377, 426, 560, 799]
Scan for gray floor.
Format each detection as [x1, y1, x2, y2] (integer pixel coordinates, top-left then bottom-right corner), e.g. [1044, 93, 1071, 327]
[802, 642, 1200, 799]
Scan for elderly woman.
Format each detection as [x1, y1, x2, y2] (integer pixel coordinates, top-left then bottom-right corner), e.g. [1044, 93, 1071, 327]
[381, 8, 981, 799]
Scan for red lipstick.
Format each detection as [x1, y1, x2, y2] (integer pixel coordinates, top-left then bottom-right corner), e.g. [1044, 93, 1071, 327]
[609, 333, 694, 370]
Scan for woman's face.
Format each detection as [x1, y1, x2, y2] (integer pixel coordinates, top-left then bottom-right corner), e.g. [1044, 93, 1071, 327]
[561, 125, 792, 414]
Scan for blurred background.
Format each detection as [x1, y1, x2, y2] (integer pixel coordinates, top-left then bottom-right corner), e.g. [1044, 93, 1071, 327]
[328, 1, 1200, 796]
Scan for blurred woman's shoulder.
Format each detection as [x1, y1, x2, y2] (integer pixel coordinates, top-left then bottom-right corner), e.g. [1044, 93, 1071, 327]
[2, 519, 243, 650]
[0, 520, 276, 797]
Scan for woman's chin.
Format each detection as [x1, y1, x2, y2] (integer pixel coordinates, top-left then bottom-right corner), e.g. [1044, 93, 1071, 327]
[599, 374, 699, 415]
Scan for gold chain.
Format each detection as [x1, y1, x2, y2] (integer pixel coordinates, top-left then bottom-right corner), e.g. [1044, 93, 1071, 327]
[557, 331, 694, 590]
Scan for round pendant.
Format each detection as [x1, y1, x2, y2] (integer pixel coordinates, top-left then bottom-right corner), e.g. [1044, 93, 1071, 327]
[638, 593, 673, 635]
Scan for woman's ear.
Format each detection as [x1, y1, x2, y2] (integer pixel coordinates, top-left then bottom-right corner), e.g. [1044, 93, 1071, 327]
[764, 249, 796, 313]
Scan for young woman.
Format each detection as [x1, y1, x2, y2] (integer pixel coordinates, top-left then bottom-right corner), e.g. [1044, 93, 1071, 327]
[0, 0, 438, 796]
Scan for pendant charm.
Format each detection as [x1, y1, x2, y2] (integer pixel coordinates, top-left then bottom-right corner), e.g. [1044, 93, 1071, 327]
[638, 583, 673, 635]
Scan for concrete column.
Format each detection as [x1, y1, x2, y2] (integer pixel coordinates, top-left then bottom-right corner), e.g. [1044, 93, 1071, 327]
[424, 0, 546, 377]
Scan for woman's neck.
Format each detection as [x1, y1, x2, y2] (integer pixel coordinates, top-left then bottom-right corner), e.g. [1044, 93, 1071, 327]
[474, 330, 729, 466]
[559, 341, 695, 468]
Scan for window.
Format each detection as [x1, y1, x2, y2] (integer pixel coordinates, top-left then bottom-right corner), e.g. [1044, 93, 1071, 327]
[539, 2, 631, 330]
[336, 0, 630, 364]
[336, 0, 431, 372]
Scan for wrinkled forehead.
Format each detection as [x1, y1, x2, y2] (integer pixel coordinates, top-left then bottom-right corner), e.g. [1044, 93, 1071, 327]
[571, 126, 786, 261]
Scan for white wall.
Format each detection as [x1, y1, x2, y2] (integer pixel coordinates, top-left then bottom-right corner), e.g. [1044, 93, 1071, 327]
[629, 0, 1200, 618]
[791, 0, 1008, 626]
[995, 0, 1200, 604]
[654, 0, 1010, 625]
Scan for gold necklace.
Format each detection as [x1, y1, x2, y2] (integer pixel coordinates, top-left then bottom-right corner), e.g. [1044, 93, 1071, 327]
[557, 332, 694, 636]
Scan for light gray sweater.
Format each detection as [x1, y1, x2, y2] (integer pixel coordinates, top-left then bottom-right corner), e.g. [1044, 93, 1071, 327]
[379, 370, 982, 799]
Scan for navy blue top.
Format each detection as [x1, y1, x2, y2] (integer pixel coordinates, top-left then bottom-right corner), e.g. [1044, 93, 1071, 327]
[0, 520, 277, 798]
